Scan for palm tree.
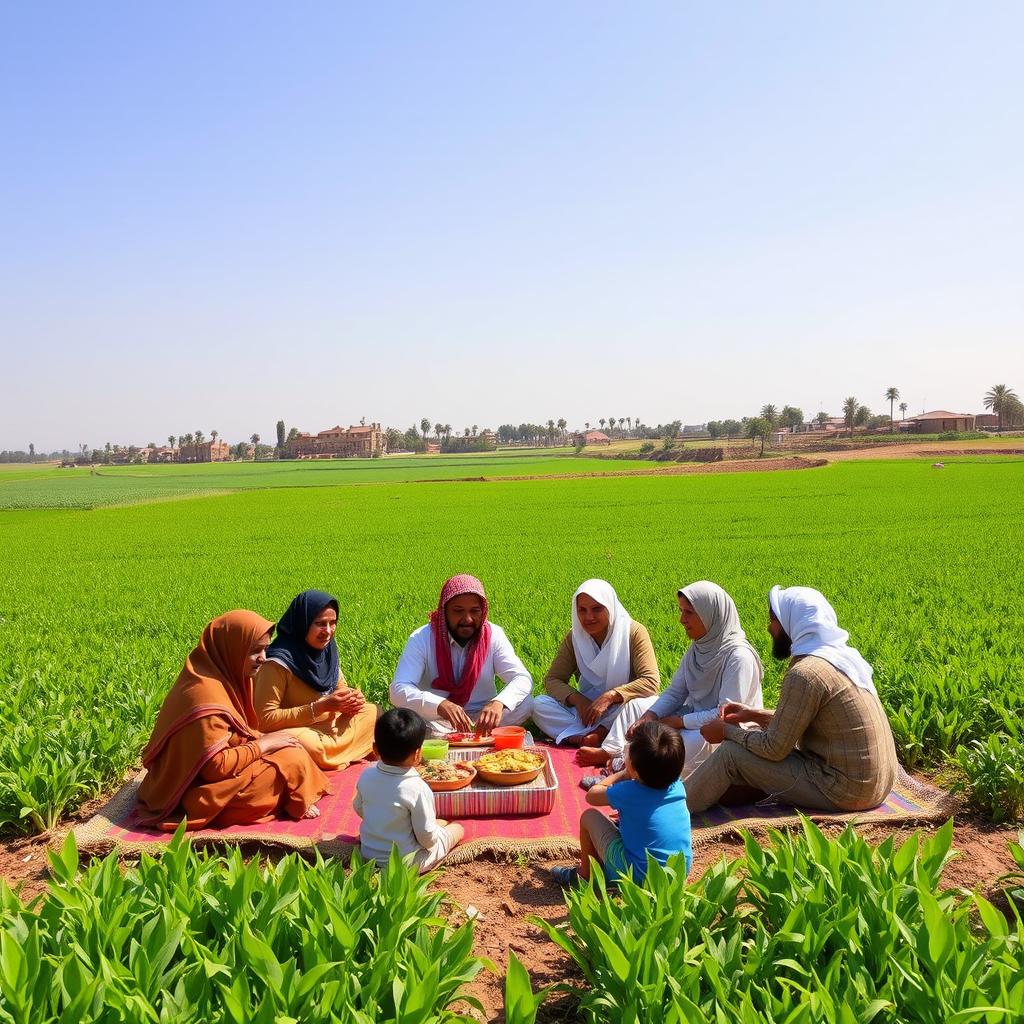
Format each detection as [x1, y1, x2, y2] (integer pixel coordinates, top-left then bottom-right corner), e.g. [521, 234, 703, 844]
[843, 397, 858, 438]
[472, 424, 478, 436]
[899, 401, 908, 423]
[884, 387, 900, 433]
[434, 422, 443, 441]
[984, 384, 1020, 432]
[250, 433, 259, 446]
[168, 435, 176, 449]
[608, 414, 616, 437]
[599, 418, 606, 432]
[420, 418, 431, 438]
[585, 422, 590, 431]
[444, 424, 452, 440]
[760, 404, 778, 427]
[195, 430, 205, 448]
[557, 418, 567, 443]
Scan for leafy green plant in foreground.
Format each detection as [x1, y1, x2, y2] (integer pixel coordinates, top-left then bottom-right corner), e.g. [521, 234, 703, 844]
[0, 829, 484, 1023]
[953, 734, 1024, 823]
[534, 818, 1024, 1023]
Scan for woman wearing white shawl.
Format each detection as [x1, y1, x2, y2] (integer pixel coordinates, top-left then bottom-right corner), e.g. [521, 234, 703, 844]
[532, 579, 660, 766]
[609, 581, 764, 777]
[685, 585, 898, 814]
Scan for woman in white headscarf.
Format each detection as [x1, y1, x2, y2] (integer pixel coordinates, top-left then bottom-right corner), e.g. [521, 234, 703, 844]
[610, 581, 764, 778]
[531, 579, 660, 766]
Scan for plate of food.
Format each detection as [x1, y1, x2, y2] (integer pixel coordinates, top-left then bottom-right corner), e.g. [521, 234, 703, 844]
[446, 732, 495, 747]
[474, 749, 546, 786]
[417, 760, 477, 792]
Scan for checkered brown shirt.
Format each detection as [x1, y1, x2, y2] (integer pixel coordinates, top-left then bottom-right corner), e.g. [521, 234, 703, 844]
[725, 654, 897, 809]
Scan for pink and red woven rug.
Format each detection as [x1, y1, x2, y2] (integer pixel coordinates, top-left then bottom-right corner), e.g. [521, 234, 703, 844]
[71, 744, 958, 862]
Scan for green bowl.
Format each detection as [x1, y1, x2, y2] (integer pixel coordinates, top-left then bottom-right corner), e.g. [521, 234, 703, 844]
[421, 739, 449, 761]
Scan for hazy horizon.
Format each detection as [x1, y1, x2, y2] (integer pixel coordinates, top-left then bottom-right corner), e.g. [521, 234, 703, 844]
[3, 2, 1022, 452]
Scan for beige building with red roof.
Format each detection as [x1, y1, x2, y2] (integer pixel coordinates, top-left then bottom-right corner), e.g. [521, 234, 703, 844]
[286, 423, 384, 458]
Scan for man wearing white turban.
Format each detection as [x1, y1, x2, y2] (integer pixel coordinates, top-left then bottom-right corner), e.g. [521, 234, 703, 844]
[612, 581, 764, 777]
[531, 579, 660, 764]
[686, 586, 897, 813]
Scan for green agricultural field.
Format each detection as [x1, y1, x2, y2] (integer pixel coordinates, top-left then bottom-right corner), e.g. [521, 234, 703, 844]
[0, 453, 654, 510]
[1, 457, 1022, 833]
[3, 456, 1024, 1023]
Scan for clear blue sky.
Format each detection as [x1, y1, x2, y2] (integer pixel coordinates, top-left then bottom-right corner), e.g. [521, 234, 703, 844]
[3, 2, 1022, 450]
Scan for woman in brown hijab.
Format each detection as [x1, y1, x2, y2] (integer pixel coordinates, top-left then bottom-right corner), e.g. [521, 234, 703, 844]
[137, 610, 330, 830]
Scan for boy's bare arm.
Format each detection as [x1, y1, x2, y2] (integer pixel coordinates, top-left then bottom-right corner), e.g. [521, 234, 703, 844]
[584, 769, 629, 807]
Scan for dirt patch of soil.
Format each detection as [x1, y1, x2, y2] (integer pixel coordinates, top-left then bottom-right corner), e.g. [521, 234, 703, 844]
[2, 814, 1017, 1023]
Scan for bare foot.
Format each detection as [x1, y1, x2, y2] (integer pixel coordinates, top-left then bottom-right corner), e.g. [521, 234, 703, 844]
[578, 728, 608, 748]
[576, 746, 612, 767]
[302, 804, 321, 819]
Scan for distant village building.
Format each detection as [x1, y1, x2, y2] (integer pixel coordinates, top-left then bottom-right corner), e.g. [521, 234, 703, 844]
[975, 414, 999, 429]
[908, 410, 976, 434]
[149, 446, 177, 464]
[286, 423, 384, 458]
[571, 430, 611, 446]
[179, 440, 231, 463]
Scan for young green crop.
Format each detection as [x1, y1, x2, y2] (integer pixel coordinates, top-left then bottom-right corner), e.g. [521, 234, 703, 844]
[0, 829, 485, 1022]
[533, 818, 1024, 1022]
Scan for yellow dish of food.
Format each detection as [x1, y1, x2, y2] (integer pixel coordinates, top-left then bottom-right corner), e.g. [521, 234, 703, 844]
[475, 749, 546, 786]
[476, 750, 544, 774]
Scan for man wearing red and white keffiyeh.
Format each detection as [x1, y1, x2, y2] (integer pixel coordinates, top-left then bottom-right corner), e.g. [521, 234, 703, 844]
[390, 574, 534, 736]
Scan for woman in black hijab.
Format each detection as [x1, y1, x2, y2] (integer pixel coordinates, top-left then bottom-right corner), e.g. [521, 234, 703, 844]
[253, 590, 377, 770]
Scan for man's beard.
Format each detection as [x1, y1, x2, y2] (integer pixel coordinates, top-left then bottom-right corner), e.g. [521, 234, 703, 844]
[449, 624, 478, 647]
[772, 630, 793, 660]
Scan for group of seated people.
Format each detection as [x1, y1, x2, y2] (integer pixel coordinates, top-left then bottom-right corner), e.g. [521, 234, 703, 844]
[137, 572, 898, 883]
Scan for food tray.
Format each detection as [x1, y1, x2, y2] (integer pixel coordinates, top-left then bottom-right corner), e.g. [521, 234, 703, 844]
[432, 747, 557, 818]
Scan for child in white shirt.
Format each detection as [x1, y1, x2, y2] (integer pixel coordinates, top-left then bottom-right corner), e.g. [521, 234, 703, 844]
[354, 708, 465, 871]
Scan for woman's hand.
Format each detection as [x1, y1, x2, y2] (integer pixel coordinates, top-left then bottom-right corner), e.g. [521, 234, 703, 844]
[258, 732, 303, 755]
[582, 690, 621, 726]
[625, 710, 658, 739]
[316, 686, 366, 716]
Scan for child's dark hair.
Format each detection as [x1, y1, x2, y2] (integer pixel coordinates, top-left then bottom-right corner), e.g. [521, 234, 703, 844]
[628, 721, 685, 789]
[374, 708, 427, 763]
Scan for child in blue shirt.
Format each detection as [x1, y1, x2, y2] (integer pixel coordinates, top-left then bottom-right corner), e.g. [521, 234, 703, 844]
[552, 721, 691, 886]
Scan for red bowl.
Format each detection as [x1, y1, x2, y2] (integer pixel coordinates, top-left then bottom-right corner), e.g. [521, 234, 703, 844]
[492, 726, 526, 750]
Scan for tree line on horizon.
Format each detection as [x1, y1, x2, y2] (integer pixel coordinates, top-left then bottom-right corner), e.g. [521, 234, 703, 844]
[4, 385, 1021, 464]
